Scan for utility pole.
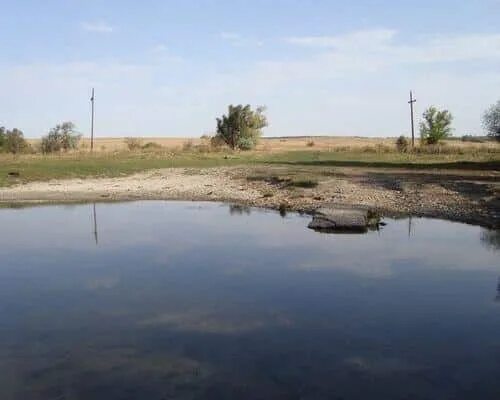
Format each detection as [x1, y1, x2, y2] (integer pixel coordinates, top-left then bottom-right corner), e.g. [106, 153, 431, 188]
[90, 88, 95, 152]
[408, 90, 416, 148]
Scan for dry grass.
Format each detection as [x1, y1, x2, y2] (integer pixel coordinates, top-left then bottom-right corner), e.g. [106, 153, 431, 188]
[26, 135, 500, 154]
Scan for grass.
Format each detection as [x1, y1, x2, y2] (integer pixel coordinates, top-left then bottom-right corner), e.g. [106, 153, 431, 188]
[1, 145, 499, 188]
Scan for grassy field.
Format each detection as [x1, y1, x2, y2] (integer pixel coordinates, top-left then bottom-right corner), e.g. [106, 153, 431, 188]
[2, 137, 500, 188]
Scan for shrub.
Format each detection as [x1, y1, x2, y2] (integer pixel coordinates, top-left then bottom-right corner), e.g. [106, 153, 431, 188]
[2, 128, 29, 154]
[182, 139, 194, 151]
[41, 122, 81, 153]
[461, 134, 485, 143]
[124, 137, 143, 151]
[482, 100, 500, 141]
[142, 142, 163, 151]
[306, 140, 315, 147]
[215, 104, 267, 150]
[419, 106, 453, 145]
[396, 135, 409, 152]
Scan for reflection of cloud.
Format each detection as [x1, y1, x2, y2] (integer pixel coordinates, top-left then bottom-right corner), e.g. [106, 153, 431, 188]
[139, 310, 292, 334]
[344, 356, 424, 374]
[297, 258, 394, 279]
[85, 276, 119, 290]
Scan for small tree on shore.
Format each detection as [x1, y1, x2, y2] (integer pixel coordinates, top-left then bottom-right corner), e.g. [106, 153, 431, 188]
[215, 105, 267, 150]
[482, 100, 500, 141]
[41, 122, 81, 153]
[419, 106, 453, 145]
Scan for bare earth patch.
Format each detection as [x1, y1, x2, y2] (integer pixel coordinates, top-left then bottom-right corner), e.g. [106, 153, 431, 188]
[1, 166, 499, 228]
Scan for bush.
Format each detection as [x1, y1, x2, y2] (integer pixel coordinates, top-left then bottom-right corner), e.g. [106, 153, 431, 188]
[182, 139, 194, 151]
[306, 140, 315, 147]
[41, 122, 81, 153]
[419, 106, 453, 145]
[142, 142, 163, 151]
[215, 104, 267, 150]
[1, 128, 29, 154]
[124, 137, 143, 151]
[396, 135, 409, 152]
[461, 134, 486, 143]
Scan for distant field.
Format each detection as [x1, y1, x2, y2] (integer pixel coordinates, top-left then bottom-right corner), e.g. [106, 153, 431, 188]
[2, 136, 499, 188]
[25, 136, 499, 153]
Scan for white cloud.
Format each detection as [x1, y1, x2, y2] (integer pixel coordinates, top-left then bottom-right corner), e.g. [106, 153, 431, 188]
[287, 29, 397, 49]
[219, 31, 264, 47]
[285, 29, 500, 66]
[81, 21, 114, 33]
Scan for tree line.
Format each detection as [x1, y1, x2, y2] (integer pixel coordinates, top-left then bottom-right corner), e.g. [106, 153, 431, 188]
[0, 100, 499, 154]
[0, 122, 81, 154]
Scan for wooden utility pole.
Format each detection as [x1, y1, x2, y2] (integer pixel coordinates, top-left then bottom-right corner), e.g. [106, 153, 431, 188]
[90, 88, 95, 152]
[408, 91, 416, 148]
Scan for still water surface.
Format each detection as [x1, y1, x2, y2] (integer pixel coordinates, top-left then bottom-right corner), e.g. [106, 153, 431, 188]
[0, 201, 499, 400]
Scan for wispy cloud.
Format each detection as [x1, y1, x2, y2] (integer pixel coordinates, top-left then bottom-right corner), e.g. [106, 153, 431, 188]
[81, 21, 114, 33]
[219, 31, 264, 47]
[286, 29, 397, 49]
[285, 29, 500, 65]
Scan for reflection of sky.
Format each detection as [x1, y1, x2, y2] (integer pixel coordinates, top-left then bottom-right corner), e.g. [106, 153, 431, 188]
[0, 201, 499, 399]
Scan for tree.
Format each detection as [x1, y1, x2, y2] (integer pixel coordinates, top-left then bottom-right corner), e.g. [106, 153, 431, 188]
[41, 122, 81, 153]
[482, 100, 500, 141]
[419, 106, 453, 145]
[215, 105, 267, 150]
[0, 127, 5, 149]
[4, 128, 29, 154]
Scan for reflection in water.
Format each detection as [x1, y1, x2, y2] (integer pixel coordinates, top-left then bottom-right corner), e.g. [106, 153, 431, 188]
[91, 202, 99, 245]
[229, 204, 252, 215]
[481, 228, 500, 250]
[496, 277, 500, 302]
[0, 202, 499, 400]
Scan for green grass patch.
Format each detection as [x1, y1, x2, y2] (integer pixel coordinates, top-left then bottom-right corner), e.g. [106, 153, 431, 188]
[0, 148, 499, 188]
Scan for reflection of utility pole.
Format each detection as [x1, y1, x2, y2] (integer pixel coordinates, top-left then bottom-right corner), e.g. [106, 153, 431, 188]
[92, 203, 98, 245]
[408, 91, 416, 148]
[90, 88, 95, 152]
[408, 215, 413, 238]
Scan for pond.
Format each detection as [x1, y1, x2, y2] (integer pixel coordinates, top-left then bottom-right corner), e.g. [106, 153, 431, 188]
[0, 201, 499, 400]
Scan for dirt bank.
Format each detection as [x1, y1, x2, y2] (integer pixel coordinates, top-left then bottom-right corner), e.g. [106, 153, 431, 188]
[1, 166, 499, 228]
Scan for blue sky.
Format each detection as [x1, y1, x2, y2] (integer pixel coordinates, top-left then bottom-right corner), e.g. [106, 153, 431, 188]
[1, 0, 499, 137]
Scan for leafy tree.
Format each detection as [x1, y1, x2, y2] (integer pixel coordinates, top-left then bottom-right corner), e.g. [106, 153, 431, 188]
[0, 127, 5, 149]
[4, 128, 29, 154]
[482, 100, 500, 141]
[419, 106, 453, 145]
[215, 105, 267, 150]
[41, 122, 81, 153]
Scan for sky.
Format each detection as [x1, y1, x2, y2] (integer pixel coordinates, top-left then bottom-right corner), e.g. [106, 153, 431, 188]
[0, 0, 499, 138]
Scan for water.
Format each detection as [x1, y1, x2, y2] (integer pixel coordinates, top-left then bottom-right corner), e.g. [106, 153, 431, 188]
[0, 201, 499, 400]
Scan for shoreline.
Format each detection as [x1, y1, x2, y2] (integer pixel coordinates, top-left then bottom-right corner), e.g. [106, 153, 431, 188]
[1, 166, 499, 229]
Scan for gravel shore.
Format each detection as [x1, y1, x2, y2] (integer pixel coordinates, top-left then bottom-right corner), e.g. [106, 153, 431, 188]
[1, 166, 499, 229]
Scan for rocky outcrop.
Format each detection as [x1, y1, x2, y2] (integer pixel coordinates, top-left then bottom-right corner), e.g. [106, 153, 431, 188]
[308, 207, 380, 232]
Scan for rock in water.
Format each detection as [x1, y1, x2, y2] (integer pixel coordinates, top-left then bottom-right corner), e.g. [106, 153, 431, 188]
[308, 207, 378, 232]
